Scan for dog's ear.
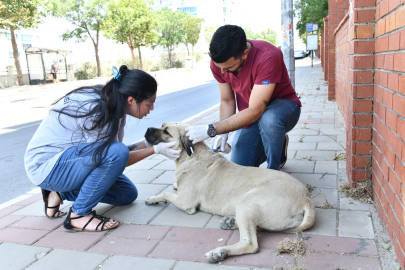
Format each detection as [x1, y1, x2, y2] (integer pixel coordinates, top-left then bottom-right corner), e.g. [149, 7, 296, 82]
[180, 134, 194, 156]
[162, 122, 180, 128]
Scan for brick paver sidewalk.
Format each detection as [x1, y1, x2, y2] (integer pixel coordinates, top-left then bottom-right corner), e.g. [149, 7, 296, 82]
[0, 58, 392, 270]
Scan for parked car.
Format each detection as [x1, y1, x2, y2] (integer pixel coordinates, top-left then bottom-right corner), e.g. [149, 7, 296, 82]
[294, 50, 306, 59]
[306, 51, 311, 57]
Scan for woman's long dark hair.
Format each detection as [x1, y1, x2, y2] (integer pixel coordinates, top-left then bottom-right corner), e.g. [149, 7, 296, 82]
[52, 65, 157, 168]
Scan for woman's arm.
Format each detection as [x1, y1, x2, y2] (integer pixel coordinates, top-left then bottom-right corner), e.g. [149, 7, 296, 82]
[127, 140, 148, 151]
[127, 147, 154, 167]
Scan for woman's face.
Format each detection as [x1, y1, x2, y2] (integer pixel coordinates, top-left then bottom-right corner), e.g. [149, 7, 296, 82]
[126, 93, 156, 119]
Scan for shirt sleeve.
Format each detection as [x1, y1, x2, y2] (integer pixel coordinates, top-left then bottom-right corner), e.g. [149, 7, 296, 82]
[254, 53, 283, 85]
[210, 60, 227, 83]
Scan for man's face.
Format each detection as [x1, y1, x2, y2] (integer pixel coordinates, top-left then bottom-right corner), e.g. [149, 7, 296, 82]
[213, 49, 248, 75]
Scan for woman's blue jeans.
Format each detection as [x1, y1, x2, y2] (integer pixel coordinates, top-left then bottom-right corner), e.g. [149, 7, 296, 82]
[38, 142, 138, 216]
[230, 99, 301, 170]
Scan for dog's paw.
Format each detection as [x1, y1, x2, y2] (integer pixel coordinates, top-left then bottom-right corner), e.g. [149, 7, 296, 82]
[145, 196, 159, 205]
[205, 248, 228, 263]
[219, 216, 236, 230]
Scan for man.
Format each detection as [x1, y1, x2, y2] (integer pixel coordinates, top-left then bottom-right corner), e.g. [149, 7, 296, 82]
[186, 25, 301, 170]
[51, 61, 58, 84]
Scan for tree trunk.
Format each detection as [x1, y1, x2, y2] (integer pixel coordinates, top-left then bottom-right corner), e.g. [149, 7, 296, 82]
[168, 47, 172, 68]
[192, 45, 194, 56]
[130, 46, 137, 69]
[10, 27, 24, 86]
[185, 43, 189, 56]
[95, 30, 101, 77]
[137, 47, 143, 70]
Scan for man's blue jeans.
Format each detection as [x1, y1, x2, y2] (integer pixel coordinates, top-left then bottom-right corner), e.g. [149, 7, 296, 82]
[230, 99, 301, 170]
[38, 142, 138, 216]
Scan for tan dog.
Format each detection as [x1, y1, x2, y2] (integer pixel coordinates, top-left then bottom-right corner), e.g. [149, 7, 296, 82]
[144, 122, 316, 263]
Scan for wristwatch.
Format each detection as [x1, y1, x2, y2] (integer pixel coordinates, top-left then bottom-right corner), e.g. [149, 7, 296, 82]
[207, 124, 217, 137]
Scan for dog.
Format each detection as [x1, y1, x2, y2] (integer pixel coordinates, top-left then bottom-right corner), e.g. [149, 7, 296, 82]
[144, 122, 316, 263]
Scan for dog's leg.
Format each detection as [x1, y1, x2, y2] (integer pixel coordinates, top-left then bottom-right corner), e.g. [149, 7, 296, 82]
[145, 192, 198, 215]
[219, 216, 237, 230]
[205, 203, 259, 263]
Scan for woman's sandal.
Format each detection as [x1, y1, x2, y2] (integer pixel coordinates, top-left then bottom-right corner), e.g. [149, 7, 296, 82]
[41, 189, 66, 219]
[63, 207, 120, 233]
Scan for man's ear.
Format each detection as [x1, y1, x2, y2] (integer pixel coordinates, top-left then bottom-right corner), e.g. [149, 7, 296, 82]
[180, 134, 194, 156]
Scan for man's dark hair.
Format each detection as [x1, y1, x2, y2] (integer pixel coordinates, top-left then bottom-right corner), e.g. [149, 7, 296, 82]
[209, 25, 247, 63]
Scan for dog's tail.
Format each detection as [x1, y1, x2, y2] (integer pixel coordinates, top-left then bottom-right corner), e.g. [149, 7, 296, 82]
[287, 200, 316, 232]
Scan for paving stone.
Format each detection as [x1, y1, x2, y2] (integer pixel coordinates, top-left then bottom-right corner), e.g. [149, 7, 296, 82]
[298, 252, 380, 270]
[11, 200, 71, 217]
[340, 198, 372, 211]
[339, 160, 346, 168]
[136, 184, 167, 201]
[221, 249, 295, 269]
[174, 261, 250, 270]
[288, 129, 319, 136]
[153, 160, 177, 170]
[204, 215, 222, 229]
[0, 243, 51, 270]
[157, 185, 178, 195]
[317, 142, 345, 151]
[90, 237, 158, 256]
[0, 205, 24, 218]
[339, 210, 374, 239]
[150, 154, 170, 160]
[288, 143, 316, 150]
[152, 171, 176, 184]
[126, 159, 163, 170]
[108, 224, 171, 240]
[304, 208, 337, 236]
[10, 216, 63, 230]
[150, 204, 212, 228]
[165, 227, 232, 244]
[291, 173, 337, 189]
[302, 234, 378, 256]
[125, 169, 165, 184]
[150, 241, 222, 262]
[93, 202, 115, 215]
[289, 135, 336, 143]
[104, 200, 166, 224]
[314, 161, 338, 174]
[0, 215, 23, 229]
[100, 255, 175, 270]
[311, 188, 338, 208]
[319, 128, 346, 135]
[298, 124, 335, 130]
[281, 160, 315, 173]
[12, 193, 42, 206]
[295, 150, 336, 161]
[228, 231, 295, 249]
[0, 228, 49, 244]
[27, 249, 108, 270]
[35, 231, 104, 251]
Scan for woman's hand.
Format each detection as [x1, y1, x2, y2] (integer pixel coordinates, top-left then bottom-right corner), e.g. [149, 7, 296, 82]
[154, 141, 182, 160]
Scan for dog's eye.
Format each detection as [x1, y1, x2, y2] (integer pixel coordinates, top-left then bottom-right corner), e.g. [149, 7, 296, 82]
[163, 129, 172, 137]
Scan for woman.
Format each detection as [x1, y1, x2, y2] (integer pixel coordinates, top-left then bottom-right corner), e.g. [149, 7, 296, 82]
[24, 65, 181, 232]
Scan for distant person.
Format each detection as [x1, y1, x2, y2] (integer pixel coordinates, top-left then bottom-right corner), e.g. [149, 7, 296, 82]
[51, 61, 58, 83]
[186, 25, 301, 170]
[24, 65, 181, 232]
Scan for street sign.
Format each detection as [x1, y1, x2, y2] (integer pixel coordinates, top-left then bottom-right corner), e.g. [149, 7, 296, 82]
[306, 34, 318, 51]
[306, 23, 318, 32]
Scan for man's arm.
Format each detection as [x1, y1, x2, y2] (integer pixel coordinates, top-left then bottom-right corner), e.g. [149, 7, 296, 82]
[213, 83, 276, 134]
[218, 82, 236, 121]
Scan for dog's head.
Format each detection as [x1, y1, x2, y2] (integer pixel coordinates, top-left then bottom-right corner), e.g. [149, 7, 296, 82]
[144, 122, 195, 156]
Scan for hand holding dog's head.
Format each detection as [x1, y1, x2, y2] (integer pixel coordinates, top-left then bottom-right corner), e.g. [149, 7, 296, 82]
[145, 122, 194, 156]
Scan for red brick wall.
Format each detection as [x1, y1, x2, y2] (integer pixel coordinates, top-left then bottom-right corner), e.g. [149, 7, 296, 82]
[320, 0, 405, 266]
[372, 0, 405, 266]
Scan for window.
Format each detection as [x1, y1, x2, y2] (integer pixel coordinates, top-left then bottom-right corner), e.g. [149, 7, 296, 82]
[23, 43, 31, 50]
[223, 7, 226, 12]
[178, 7, 197, 16]
[6, 33, 18, 40]
[9, 52, 20, 58]
[21, 35, 31, 42]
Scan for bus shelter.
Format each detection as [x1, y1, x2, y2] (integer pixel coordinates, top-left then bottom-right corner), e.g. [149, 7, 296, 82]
[25, 47, 72, 85]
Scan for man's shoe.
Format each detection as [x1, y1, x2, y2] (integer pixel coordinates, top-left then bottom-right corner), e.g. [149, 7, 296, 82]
[280, 134, 289, 169]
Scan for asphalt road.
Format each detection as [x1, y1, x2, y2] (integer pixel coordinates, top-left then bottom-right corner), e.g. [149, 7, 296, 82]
[0, 80, 220, 204]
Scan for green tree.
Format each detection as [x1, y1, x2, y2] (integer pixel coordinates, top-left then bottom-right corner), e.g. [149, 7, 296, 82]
[103, 0, 157, 70]
[245, 28, 277, 46]
[182, 14, 203, 56]
[204, 25, 220, 44]
[156, 8, 186, 68]
[50, 0, 107, 77]
[294, 0, 328, 43]
[0, 0, 46, 85]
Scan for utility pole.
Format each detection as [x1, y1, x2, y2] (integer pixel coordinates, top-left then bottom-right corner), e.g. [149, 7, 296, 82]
[281, 0, 295, 89]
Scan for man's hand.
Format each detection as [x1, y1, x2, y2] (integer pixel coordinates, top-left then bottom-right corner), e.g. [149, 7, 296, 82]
[185, 125, 209, 144]
[154, 141, 181, 160]
[212, 134, 230, 153]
